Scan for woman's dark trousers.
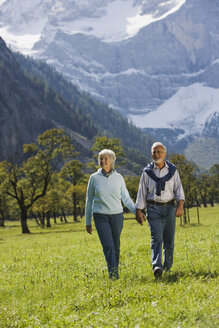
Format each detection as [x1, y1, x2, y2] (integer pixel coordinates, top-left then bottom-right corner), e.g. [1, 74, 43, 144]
[94, 212, 123, 279]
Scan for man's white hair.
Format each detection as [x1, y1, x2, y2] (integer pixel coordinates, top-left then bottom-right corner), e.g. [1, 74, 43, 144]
[98, 149, 116, 169]
[151, 142, 167, 154]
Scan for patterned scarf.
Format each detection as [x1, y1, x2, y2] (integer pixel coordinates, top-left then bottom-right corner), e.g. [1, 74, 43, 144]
[101, 169, 114, 178]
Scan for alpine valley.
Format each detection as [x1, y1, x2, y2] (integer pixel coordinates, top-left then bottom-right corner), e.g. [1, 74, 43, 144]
[0, 37, 153, 174]
[0, 0, 219, 169]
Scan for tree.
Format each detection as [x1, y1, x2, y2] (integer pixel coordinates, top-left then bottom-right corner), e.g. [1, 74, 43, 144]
[91, 136, 125, 157]
[55, 177, 72, 223]
[197, 174, 211, 208]
[0, 163, 11, 227]
[1, 129, 75, 233]
[209, 164, 219, 206]
[33, 195, 51, 228]
[124, 176, 140, 203]
[89, 136, 126, 171]
[60, 160, 85, 222]
[169, 154, 196, 225]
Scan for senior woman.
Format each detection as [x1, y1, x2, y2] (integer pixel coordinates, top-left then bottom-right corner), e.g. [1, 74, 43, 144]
[85, 149, 136, 279]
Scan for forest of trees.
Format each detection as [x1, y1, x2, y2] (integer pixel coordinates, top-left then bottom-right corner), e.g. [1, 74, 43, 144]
[0, 129, 218, 233]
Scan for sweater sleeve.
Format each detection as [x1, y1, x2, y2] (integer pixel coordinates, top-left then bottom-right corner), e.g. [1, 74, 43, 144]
[85, 175, 94, 225]
[120, 176, 136, 214]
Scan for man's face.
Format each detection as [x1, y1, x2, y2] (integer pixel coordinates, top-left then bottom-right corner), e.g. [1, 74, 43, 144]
[152, 146, 166, 165]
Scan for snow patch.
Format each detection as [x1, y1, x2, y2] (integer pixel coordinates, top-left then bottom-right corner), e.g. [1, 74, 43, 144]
[57, 0, 186, 42]
[126, 0, 186, 38]
[0, 0, 187, 54]
[182, 59, 219, 77]
[0, 26, 41, 55]
[60, 0, 139, 43]
[129, 83, 219, 137]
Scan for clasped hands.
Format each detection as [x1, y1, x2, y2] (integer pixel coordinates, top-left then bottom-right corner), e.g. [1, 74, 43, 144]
[135, 209, 146, 226]
[86, 210, 146, 234]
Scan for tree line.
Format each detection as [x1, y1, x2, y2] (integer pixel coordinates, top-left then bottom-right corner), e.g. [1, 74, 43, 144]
[0, 129, 218, 233]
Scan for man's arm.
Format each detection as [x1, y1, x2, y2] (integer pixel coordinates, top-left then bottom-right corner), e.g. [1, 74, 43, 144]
[173, 170, 185, 217]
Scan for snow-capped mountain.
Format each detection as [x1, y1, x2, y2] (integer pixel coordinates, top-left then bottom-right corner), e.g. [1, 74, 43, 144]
[0, 0, 186, 47]
[129, 83, 219, 138]
[0, 0, 219, 154]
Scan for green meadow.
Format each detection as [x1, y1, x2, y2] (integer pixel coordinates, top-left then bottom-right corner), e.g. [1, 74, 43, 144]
[0, 206, 218, 328]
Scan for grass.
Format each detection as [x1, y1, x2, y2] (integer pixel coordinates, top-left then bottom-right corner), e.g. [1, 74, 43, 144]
[0, 205, 218, 327]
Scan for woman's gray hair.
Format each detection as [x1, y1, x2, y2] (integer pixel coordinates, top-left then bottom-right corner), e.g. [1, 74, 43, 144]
[151, 142, 167, 154]
[98, 149, 116, 169]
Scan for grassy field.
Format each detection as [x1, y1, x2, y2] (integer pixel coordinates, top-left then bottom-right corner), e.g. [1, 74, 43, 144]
[0, 205, 218, 328]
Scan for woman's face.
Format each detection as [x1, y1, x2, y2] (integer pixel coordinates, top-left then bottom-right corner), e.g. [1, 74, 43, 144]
[99, 154, 112, 172]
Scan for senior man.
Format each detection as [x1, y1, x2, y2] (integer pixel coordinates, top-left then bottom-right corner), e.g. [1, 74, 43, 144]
[135, 142, 185, 278]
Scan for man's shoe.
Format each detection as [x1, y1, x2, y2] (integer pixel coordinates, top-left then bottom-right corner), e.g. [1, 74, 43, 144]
[153, 266, 162, 278]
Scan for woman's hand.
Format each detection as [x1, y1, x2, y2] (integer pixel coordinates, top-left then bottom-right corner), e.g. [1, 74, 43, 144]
[86, 225, 92, 234]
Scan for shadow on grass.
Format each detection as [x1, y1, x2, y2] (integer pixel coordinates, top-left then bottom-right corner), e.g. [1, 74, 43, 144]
[124, 217, 136, 221]
[136, 268, 218, 285]
[1, 225, 21, 228]
[16, 227, 86, 236]
[160, 269, 218, 284]
[14, 220, 85, 236]
[30, 229, 86, 235]
[179, 223, 204, 229]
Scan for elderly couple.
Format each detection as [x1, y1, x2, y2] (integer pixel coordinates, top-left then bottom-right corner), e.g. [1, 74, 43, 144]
[85, 142, 184, 279]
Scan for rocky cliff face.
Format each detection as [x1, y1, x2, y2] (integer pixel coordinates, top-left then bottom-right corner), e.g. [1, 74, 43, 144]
[202, 112, 219, 138]
[1, 1, 218, 112]
[31, 0, 219, 118]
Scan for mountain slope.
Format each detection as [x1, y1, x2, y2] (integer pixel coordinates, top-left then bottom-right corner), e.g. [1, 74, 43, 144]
[0, 0, 218, 142]
[185, 138, 219, 169]
[0, 0, 219, 147]
[0, 37, 97, 160]
[0, 37, 153, 171]
[0, 0, 219, 168]
[15, 52, 153, 155]
[131, 83, 219, 137]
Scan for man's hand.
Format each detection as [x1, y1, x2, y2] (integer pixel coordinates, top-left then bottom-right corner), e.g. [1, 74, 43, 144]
[86, 225, 92, 234]
[176, 207, 183, 217]
[136, 209, 146, 226]
[176, 200, 184, 217]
